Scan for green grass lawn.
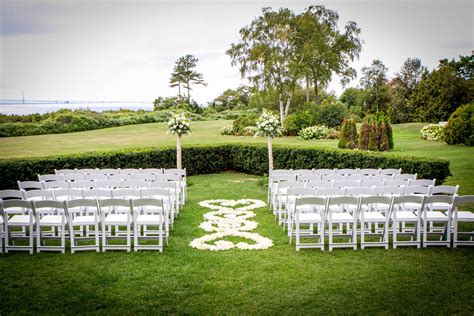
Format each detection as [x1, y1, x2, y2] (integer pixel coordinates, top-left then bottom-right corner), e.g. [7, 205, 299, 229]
[0, 172, 472, 314]
[1, 120, 473, 194]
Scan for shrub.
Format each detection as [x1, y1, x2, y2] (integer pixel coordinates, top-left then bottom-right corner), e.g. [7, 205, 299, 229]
[338, 118, 358, 149]
[313, 100, 347, 129]
[0, 144, 451, 190]
[283, 110, 313, 136]
[220, 126, 236, 136]
[232, 112, 258, 132]
[241, 126, 258, 136]
[420, 124, 445, 141]
[444, 103, 473, 146]
[358, 112, 394, 151]
[298, 125, 337, 140]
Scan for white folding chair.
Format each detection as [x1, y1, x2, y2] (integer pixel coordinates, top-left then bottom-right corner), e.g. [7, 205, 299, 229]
[121, 180, 150, 189]
[76, 168, 99, 175]
[55, 169, 76, 175]
[357, 168, 380, 176]
[68, 180, 96, 190]
[149, 181, 180, 217]
[120, 168, 140, 175]
[380, 168, 401, 176]
[66, 199, 101, 253]
[305, 180, 333, 189]
[345, 174, 367, 181]
[285, 187, 317, 232]
[63, 174, 86, 181]
[268, 173, 295, 209]
[297, 174, 321, 182]
[336, 169, 357, 176]
[43, 181, 69, 190]
[293, 169, 313, 176]
[132, 198, 165, 252]
[141, 188, 172, 237]
[422, 195, 454, 248]
[393, 173, 417, 181]
[95, 180, 122, 189]
[371, 175, 393, 181]
[359, 196, 391, 249]
[1, 200, 35, 254]
[84, 174, 107, 181]
[409, 179, 436, 187]
[141, 168, 163, 174]
[133, 173, 156, 181]
[99, 199, 132, 252]
[156, 174, 183, 206]
[38, 174, 62, 182]
[34, 200, 67, 253]
[333, 180, 359, 189]
[314, 169, 335, 176]
[53, 188, 83, 201]
[391, 195, 425, 248]
[108, 174, 132, 181]
[164, 168, 187, 203]
[1, 190, 27, 237]
[99, 168, 119, 175]
[359, 180, 384, 188]
[276, 181, 305, 225]
[293, 197, 327, 251]
[321, 174, 345, 181]
[384, 179, 410, 187]
[326, 196, 359, 251]
[452, 195, 474, 248]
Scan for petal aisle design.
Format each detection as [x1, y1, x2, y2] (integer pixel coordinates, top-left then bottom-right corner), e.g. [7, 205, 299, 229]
[189, 199, 274, 251]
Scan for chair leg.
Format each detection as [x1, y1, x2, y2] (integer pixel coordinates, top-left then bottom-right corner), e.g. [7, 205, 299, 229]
[102, 222, 107, 252]
[134, 222, 138, 252]
[70, 225, 76, 254]
[127, 223, 131, 252]
[61, 224, 66, 254]
[95, 223, 100, 253]
[29, 223, 34, 255]
[328, 219, 333, 252]
[36, 223, 41, 253]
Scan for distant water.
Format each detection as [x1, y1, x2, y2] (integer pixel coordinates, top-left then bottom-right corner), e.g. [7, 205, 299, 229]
[0, 100, 154, 115]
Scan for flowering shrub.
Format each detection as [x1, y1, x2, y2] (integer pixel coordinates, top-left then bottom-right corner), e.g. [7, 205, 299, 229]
[255, 110, 281, 138]
[167, 112, 191, 136]
[241, 126, 258, 136]
[420, 124, 444, 141]
[220, 126, 235, 136]
[298, 125, 337, 140]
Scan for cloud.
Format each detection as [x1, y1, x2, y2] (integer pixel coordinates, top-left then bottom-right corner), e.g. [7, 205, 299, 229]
[0, 1, 57, 36]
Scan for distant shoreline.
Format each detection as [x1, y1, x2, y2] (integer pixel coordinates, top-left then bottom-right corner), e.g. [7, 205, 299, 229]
[0, 102, 154, 115]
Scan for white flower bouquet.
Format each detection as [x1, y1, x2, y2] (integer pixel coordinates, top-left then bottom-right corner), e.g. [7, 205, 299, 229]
[167, 112, 191, 136]
[255, 110, 281, 138]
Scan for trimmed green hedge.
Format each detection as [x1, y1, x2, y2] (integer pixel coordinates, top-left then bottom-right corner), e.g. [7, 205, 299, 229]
[0, 144, 451, 190]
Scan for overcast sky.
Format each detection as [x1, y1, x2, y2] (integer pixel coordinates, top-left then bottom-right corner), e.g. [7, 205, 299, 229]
[0, 0, 472, 104]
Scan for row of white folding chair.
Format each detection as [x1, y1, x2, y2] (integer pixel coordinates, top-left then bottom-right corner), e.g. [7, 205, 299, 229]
[279, 185, 458, 231]
[54, 168, 185, 176]
[4, 187, 178, 225]
[291, 194, 473, 251]
[0, 198, 166, 254]
[270, 168, 403, 176]
[273, 179, 438, 219]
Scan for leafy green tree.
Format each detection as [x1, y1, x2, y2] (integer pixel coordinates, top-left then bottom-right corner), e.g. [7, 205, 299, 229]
[209, 86, 251, 111]
[169, 55, 207, 103]
[296, 5, 362, 104]
[409, 62, 470, 122]
[360, 59, 390, 113]
[340, 87, 366, 109]
[444, 102, 473, 145]
[227, 7, 301, 125]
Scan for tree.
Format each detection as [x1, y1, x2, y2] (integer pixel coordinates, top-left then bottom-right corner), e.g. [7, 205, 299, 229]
[409, 61, 470, 122]
[296, 5, 362, 104]
[227, 8, 300, 125]
[169, 55, 207, 102]
[360, 59, 390, 113]
[397, 58, 427, 93]
[209, 86, 251, 111]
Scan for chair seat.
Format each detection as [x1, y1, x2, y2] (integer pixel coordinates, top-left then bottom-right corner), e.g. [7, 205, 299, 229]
[39, 215, 64, 225]
[4, 207, 25, 214]
[8, 215, 34, 225]
[425, 211, 448, 221]
[362, 212, 385, 221]
[136, 214, 162, 225]
[104, 214, 129, 225]
[393, 211, 418, 221]
[330, 212, 354, 223]
[457, 211, 474, 221]
[72, 216, 96, 225]
[298, 213, 322, 223]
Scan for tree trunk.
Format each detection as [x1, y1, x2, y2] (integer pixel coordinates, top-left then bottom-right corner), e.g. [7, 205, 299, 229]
[278, 93, 284, 126]
[267, 136, 273, 171]
[176, 134, 182, 169]
[312, 69, 319, 105]
[284, 93, 292, 118]
[305, 76, 310, 103]
[178, 84, 181, 99]
[186, 82, 191, 103]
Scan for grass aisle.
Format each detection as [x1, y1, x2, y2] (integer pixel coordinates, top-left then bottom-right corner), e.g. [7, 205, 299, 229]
[0, 172, 473, 314]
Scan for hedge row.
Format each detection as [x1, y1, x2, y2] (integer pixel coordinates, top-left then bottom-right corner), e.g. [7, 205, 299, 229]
[0, 144, 451, 190]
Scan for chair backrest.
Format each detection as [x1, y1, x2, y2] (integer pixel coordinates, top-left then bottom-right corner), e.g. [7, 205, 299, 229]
[132, 173, 156, 181]
[270, 169, 293, 176]
[346, 187, 373, 197]
[317, 187, 345, 197]
[410, 179, 436, 187]
[69, 180, 96, 189]
[373, 186, 401, 197]
[359, 180, 384, 188]
[95, 180, 122, 189]
[33, 200, 67, 216]
[121, 180, 149, 189]
[163, 168, 186, 176]
[379, 168, 401, 176]
[120, 168, 140, 175]
[38, 174, 62, 182]
[271, 174, 296, 183]
[141, 168, 163, 174]
[112, 189, 141, 199]
[99, 198, 131, 208]
[393, 173, 417, 181]
[18, 180, 44, 190]
[306, 180, 333, 189]
[371, 175, 393, 181]
[314, 169, 335, 175]
[44, 181, 69, 190]
[76, 168, 99, 175]
[277, 181, 305, 191]
[156, 174, 181, 182]
[453, 195, 474, 207]
[149, 181, 176, 190]
[424, 195, 454, 207]
[321, 174, 345, 181]
[55, 169, 76, 175]
[429, 185, 459, 196]
[141, 188, 171, 199]
[297, 174, 321, 182]
[132, 198, 164, 208]
[62, 174, 86, 182]
[345, 174, 367, 181]
[392, 195, 425, 214]
[357, 168, 380, 176]
[286, 187, 317, 198]
[333, 180, 359, 189]
[0, 189, 24, 200]
[66, 198, 99, 209]
[295, 196, 327, 208]
[23, 189, 54, 201]
[82, 189, 112, 199]
[53, 189, 77, 201]
[81, 174, 104, 181]
[384, 179, 410, 187]
[98, 168, 119, 175]
[360, 195, 392, 206]
[336, 168, 357, 175]
[402, 185, 430, 196]
[108, 174, 132, 181]
[1, 200, 34, 215]
[327, 196, 359, 207]
[293, 169, 313, 175]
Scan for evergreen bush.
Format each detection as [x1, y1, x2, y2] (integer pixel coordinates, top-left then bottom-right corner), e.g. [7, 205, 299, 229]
[338, 118, 358, 149]
[444, 103, 473, 146]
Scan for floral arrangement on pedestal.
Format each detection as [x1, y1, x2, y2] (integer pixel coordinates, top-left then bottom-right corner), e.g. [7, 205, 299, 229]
[255, 110, 281, 171]
[167, 112, 191, 169]
[189, 199, 273, 251]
